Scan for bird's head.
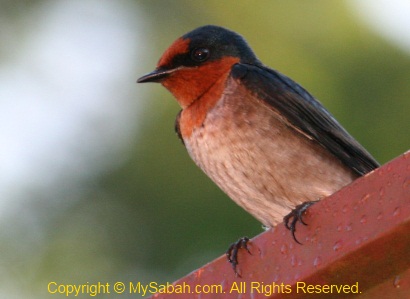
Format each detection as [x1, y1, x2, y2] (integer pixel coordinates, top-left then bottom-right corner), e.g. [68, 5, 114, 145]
[137, 25, 258, 108]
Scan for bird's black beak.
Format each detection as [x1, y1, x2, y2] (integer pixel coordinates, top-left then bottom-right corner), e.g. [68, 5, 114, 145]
[137, 68, 174, 83]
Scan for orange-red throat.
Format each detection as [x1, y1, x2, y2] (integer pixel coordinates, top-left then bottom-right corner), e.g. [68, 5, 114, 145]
[138, 35, 240, 138]
[156, 38, 240, 109]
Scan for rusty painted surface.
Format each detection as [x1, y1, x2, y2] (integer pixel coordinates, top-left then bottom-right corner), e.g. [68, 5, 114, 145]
[150, 151, 410, 299]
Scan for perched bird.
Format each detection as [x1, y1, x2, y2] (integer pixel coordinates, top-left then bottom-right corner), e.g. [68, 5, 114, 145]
[138, 25, 379, 269]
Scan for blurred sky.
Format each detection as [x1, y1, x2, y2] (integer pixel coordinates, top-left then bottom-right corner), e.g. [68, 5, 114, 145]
[0, 0, 146, 298]
[0, 1, 409, 298]
[349, 0, 410, 53]
[0, 0, 144, 214]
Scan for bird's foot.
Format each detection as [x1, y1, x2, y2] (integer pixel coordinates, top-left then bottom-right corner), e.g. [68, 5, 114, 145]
[226, 237, 251, 276]
[283, 200, 318, 244]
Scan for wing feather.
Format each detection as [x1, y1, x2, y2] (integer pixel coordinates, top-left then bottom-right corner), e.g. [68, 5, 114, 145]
[231, 63, 379, 176]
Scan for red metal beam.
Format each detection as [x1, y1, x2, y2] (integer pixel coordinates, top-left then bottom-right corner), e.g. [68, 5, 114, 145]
[150, 151, 410, 299]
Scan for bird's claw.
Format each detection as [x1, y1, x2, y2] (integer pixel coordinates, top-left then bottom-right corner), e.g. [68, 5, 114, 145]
[226, 237, 251, 276]
[283, 201, 318, 244]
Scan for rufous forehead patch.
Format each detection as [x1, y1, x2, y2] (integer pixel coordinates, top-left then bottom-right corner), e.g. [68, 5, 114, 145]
[157, 38, 190, 68]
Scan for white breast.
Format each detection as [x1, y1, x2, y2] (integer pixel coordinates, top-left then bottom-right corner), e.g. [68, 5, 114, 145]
[183, 79, 356, 227]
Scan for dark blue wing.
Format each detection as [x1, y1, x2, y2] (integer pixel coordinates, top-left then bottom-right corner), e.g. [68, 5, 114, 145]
[231, 63, 379, 176]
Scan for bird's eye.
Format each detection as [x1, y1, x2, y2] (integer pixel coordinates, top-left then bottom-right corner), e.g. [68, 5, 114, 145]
[191, 48, 210, 62]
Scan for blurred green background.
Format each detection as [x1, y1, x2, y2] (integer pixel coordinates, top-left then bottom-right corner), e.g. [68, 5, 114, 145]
[0, 0, 409, 298]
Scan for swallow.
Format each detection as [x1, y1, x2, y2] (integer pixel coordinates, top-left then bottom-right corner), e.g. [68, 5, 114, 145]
[138, 25, 379, 272]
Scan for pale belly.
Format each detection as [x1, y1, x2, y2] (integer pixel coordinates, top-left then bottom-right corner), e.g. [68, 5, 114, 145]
[183, 92, 357, 227]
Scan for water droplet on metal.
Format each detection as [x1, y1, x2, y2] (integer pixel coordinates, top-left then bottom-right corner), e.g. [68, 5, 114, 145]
[221, 279, 228, 291]
[345, 223, 353, 231]
[377, 212, 383, 220]
[337, 224, 342, 232]
[393, 207, 400, 217]
[360, 215, 367, 224]
[290, 255, 297, 267]
[294, 272, 301, 280]
[360, 194, 370, 204]
[393, 276, 401, 288]
[259, 247, 265, 259]
[313, 256, 322, 267]
[379, 187, 385, 197]
[403, 178, 409, 189]
[342, 205, 348, 213]
[333, 240, 343, 251]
